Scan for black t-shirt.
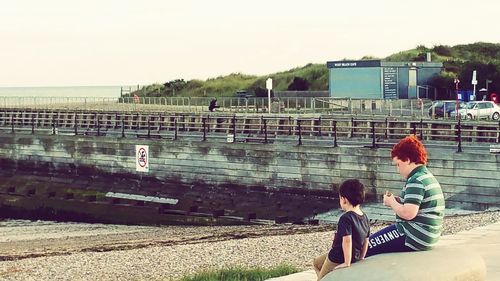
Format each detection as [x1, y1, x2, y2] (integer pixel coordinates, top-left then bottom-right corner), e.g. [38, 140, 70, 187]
[329, 211, 370, 263]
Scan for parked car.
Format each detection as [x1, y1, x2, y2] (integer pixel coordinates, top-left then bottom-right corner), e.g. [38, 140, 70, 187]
[450, 101, 500, 120]
[428, 100, 466, 118]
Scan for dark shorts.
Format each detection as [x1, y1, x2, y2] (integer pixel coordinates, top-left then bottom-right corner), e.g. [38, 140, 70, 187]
[327, 248, 344, 264]
[365, 223, 414, 258]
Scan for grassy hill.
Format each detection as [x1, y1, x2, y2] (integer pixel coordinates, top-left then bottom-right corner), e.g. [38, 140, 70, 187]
[130, 42, 500, 98]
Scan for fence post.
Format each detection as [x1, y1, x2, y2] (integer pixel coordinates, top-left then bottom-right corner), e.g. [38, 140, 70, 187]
[350, 117, 354, 138]
[371, 121, 376, 148]
[298, 119, 302, 145]
[97, 116, 101, 137]
[420, 118, 424, 140]
[333, 120, 338, 147]
[263, 118, 268, 144]
[147, 117, 151, 138]
[174, 117, 178, 140]
[11, 115, 14, 133]
[457, 118, 462, 153]
[288, 116, 292, 135]
[260, 116, 264, 134]
[385, 117, 389, 139]
[232, 115, 236, 142]
[412, 122, 417, 136]
[74, 113, 78, 135]
[498, 120, 500, 143]
[31, 116, 35, 134]
[317, 117, 322, 136]
[202, 117, 206, 141]
[121, 119, 125, 138]
[52, 115, 56, 135]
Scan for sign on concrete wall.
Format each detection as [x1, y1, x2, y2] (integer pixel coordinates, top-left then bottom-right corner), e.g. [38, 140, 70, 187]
[135, 145, 149, 172]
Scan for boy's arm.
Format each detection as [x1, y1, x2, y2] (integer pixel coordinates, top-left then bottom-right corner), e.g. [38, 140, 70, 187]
[360, 237, 369, 260]
[335, 235, 352, 269]
[384, 193, 419, 220]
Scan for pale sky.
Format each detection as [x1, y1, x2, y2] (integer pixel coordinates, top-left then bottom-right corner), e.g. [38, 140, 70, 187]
[1, 0, 499, 87]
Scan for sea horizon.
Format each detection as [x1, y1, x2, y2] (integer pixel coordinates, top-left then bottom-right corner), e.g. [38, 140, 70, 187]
[0, 85, 140, 98]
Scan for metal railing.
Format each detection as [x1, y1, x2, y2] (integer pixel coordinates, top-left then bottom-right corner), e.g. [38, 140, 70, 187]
[0, 96, 471, 119]
[1, 109, 499, 152]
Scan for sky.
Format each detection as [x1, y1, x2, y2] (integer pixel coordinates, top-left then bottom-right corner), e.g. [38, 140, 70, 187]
[1, 0, 500, 87]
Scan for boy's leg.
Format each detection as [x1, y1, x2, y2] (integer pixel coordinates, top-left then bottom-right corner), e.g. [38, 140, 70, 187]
[365, 224, 414, 258]
[317, 256, 338, 281]
[312, 253, 326, 276]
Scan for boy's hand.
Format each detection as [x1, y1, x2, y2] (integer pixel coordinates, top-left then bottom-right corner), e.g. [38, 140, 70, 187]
[383, 191, 394, 207]
[334, 263, 350, 269]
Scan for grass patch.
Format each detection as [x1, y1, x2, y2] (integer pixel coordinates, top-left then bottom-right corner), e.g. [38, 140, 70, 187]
[178, 264, 299, 281]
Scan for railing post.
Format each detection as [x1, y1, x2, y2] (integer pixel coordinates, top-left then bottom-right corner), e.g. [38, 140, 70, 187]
[11, 115, 14, 133]
[317, 117, 322, 136]
[288, 116, 292, 135]
[263, 118, 268, 144]
[298, 119, 302, 145]
[260, 115, 265, 134]
[31, 116, 35, 134]
[412, 122, 417, 136]
[420, 118, 424, 140]
[74, 113, 78, 135]
[147, 117, 151, 138]
[174, 117, 178, 140]
[52, 115, 56, 135]
[121, 119, 125, 138]
[333, 120, 338, 147]
[97, 116, 101, 137]
[385, 117, 389, 139]
[371, 121, 376, 148]
[350, 117, 354, 138]
[457, 118, 462, 153]
[498, 120, 500, 143]
[232, 115, 236, 142]
[202, 117, 206, 141]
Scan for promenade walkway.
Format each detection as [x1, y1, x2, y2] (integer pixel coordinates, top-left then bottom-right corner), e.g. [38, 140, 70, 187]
[269, 221, 500, 281]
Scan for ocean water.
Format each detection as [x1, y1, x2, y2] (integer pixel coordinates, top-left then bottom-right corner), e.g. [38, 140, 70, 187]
[0, 85, 138, 98]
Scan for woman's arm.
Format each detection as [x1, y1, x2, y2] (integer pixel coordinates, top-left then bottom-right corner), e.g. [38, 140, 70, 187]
[335, 235, 352, 269]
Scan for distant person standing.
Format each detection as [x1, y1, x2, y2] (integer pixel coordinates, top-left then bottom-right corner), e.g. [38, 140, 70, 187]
[208, 98, 220, 112]
[365, 135, 444, 257]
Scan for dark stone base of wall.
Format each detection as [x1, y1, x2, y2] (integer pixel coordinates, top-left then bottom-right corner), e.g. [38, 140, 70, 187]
[0, 166, 341, 225]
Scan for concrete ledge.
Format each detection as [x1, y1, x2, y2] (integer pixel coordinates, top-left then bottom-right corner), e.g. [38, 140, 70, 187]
[268, 247, 486, 281]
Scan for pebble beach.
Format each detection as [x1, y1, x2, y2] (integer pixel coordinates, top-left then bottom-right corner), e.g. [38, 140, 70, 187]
[1, 210, 499, 281]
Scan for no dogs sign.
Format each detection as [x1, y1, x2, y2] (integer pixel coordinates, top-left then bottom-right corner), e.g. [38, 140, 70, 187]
[135, 145, 149, 172]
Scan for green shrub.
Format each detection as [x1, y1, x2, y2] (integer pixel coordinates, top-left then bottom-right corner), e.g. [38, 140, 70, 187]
[178, 264, 299, 281]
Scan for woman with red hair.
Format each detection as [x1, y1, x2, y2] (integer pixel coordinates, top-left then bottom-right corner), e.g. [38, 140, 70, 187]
[365, 135, 444, 257]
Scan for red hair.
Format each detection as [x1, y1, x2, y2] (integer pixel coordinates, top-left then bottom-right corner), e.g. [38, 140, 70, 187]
[391, 135, 427, 164]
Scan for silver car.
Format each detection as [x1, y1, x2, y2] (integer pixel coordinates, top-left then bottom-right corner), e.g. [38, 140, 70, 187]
[450, 101, 500, 120]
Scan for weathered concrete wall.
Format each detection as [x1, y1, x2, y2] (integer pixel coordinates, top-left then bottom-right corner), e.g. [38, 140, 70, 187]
[0, 133, 499, 215]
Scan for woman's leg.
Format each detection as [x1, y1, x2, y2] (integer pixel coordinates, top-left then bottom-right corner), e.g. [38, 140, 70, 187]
[365, 224, 414, 258]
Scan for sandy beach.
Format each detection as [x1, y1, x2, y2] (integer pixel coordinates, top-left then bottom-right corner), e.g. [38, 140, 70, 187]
[1, 210, 499, 281]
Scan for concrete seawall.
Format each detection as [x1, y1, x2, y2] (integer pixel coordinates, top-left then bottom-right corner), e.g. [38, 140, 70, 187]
[0, 133, 499, 224]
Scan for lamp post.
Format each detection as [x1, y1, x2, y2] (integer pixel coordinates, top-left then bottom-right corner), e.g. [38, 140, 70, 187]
[486, 79, 492, 91]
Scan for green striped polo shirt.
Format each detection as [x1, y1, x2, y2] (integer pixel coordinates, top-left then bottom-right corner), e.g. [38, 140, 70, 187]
[395, 165, 445, 251]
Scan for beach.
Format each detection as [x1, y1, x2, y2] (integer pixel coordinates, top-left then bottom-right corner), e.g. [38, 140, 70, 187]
[1, 210, 499, 281]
